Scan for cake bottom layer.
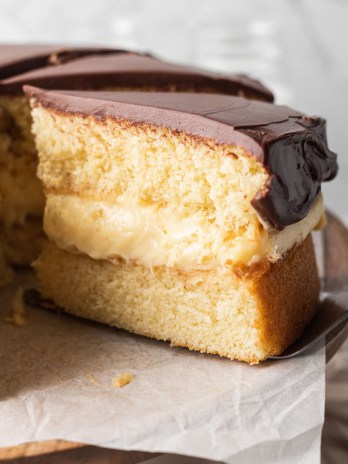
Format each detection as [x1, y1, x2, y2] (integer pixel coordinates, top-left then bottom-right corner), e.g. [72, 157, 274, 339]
[35, 236, 319, 363]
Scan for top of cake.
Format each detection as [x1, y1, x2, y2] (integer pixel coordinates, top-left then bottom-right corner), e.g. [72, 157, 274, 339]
[0, 44, 117, 80]
[0, 44, 273, 100]
[25, 87, 338, 230]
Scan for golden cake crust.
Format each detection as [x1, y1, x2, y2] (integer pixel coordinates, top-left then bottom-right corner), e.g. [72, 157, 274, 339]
[253, 234, 319, 358]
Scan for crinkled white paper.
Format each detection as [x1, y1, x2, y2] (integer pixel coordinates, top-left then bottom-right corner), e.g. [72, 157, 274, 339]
[0, 272, 325, 464]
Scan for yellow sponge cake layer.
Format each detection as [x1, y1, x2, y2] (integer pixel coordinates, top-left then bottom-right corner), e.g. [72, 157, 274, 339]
[35, 236, 319, 364]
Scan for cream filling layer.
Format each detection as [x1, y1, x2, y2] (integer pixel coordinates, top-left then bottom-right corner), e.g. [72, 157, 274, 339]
[44, 193, 324, 271]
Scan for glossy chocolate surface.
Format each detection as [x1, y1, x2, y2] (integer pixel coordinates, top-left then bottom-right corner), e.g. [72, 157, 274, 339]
[0, 44, 118, 80]
[25, 87, 337, 229]
[0, 45, 273, 101]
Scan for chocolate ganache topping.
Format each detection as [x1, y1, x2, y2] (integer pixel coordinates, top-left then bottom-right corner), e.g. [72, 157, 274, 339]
[0, 45, 273, 101]
[24, 87, 338, 230]
[0, 44, 119, 80]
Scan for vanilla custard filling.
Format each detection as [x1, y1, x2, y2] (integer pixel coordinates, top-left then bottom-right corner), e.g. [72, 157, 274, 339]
[44, 193, 324, 271]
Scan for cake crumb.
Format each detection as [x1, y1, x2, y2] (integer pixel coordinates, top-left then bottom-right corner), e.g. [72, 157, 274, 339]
[6, 287, 27, 327]
[86, 373, 100, 386]
[112, 373, 134, 388]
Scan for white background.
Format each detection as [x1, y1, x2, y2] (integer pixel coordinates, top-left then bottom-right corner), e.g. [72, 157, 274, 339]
[0, 0, 347, 216]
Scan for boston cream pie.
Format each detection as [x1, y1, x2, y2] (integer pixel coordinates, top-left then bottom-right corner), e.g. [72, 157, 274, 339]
[25, 87, 337, 362]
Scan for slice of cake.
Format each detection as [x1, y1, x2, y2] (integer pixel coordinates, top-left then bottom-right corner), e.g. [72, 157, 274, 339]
[25, 87, 338, 363]
[0, 45, 273, 268]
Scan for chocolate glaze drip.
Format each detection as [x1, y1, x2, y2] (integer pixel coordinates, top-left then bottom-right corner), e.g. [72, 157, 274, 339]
[0, 45, 273, 101]
[248, 119, 337, 227]
[24, 87, 338, 230]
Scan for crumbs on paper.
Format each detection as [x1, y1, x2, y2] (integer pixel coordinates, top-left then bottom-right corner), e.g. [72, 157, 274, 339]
[112, 373, 134, 388]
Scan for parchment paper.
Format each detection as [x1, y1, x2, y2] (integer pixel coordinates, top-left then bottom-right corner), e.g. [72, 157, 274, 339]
[0, 272, 325, 464]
